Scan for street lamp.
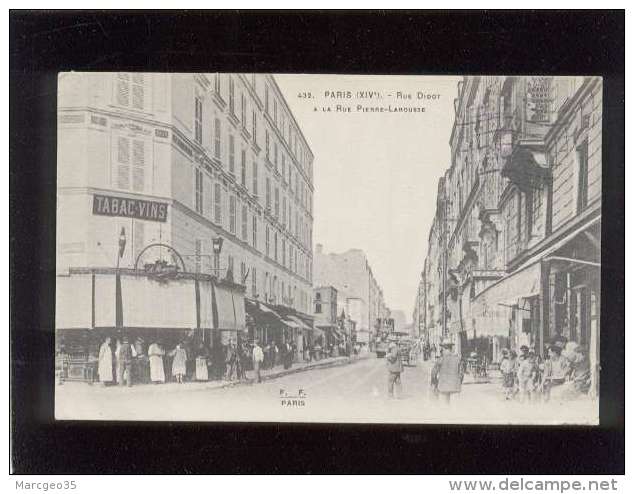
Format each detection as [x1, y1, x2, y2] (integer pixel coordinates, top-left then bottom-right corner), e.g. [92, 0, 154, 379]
[212, 236, 224, 277]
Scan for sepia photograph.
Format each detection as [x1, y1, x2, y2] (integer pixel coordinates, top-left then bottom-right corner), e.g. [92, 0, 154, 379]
[54, 72, 602, 425]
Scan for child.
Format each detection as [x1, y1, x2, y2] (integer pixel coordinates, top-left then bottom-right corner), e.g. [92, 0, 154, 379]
[499, 349, 515, 400]
[517, 350, 538, 402]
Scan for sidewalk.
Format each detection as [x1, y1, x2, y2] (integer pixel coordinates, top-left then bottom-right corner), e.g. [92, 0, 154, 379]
[58, 354, 366, 394]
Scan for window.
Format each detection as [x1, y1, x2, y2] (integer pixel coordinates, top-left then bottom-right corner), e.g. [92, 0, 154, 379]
[214, 73, 221, 93]
[274, 232, 278, 262]
[282, 238, 286, 266]
[116, 73, 145, 110]
[251, 267, 257, 297]
[252, 215, 258, 249]
[241, 204, 248, 241]
[315, 303, 322, 314]
[240, 262, 246, 284]
[274, 142, 278, 170]
[229, 196, 236, 234]
[252, 110, 257, 144]
[229, 76, 235, 114]
[265, 226, 270, 257]
[282, 196, 287, 225]
[265, 86, 269, 114]
[213, 118, 222, 160]
[229, 134, 235, 175]
[241, 93, 246, 126]
[274, 100, 278, 127]
[577, 139, 589, 212]
[241, 149, 247, 187]
[132, 140, 145, 192]
[265, 130, 270, 160]
[252, 159, 258, 196]
[214, 183, 222, 224]
[266, 176, 271, 209]
[528, 187, 543, 237]
[194, 93, 203, 144]
[274, 188, 280, 217]
[116, 137, 145, 192]
[195, 168, 204, 214]
[282, 154, 286, 181]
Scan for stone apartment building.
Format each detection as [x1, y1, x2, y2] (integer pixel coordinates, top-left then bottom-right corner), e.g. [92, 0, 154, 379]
[313, 244, 389, 345]
[416, 76, 601, 396]
[57, 73, 315, 356]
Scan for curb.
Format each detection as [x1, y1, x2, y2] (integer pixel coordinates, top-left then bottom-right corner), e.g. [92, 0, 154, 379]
[219, 356, 363, 388]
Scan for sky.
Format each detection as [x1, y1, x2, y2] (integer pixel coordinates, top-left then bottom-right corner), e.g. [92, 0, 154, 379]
[275, 75, 461, 320]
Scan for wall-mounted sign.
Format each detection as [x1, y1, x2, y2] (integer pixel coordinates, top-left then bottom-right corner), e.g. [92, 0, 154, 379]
[93, 194, 168, 222]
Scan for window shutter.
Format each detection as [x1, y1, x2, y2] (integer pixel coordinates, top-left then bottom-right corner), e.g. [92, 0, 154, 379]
[132, 74, 144, 110]
[132, 139, 145, 192]
[117, 136, 131, 190]
[116, 73, 130, 107]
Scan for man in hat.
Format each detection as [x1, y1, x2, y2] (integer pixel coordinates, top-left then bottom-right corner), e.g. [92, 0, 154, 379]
[542, 344, 568, 401]
[434, 340, 462, 404]
[386, 341, 403, 398]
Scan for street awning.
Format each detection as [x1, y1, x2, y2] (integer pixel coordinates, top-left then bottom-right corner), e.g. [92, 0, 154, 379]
[282, 318, 301, 329]
[121, 274, 197, 329]
[503, 143, 551, 192]
[56, 274, 93, 329]
[287, 315, 312, 331]
[214, 283, 245, 330]
[245, 300, 285, 327]
[470, 262, 541, 337]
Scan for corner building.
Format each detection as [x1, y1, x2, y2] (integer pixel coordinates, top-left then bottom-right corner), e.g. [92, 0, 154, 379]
[57, 73, 315, 359]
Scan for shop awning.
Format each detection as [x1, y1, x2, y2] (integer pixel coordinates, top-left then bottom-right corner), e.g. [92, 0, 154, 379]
[502, 143, 551, 192]
[287, 315, 312, 331]
[121, 274, 197, 329]
[470, 262, 541, 337]
[213, 283, 246, 331]
[56, 274, 93, 329]
[282, 318, 301, 329]
[245, 300, 285, 327]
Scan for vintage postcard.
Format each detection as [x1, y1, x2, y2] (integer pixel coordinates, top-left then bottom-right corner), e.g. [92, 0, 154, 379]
[55, 73, 601, 424]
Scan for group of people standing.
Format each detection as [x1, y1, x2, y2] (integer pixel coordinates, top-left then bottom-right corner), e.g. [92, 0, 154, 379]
[499, 338, 591, 402]
[97, 335, 302, 387]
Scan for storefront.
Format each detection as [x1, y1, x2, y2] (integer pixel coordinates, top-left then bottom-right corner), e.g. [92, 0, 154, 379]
[55, 267, 246, 383]
[470, 261, 542, 360]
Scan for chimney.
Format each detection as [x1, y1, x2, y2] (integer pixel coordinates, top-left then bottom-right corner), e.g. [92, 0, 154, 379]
[316, 243, 323, 254]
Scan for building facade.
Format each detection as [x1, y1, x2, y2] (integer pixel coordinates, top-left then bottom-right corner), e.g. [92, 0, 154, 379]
[58, 72, 314, 313]
[416, 76, 601, 396]
[313, 244, 389, 346]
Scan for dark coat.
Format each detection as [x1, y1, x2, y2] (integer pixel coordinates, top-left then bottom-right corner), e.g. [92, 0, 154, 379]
[437, 353, 462, 394]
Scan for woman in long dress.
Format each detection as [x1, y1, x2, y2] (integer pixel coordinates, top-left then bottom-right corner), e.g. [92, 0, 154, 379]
[148, 342, 166, 384]
[170, 343, 187, 383]
[98, 337, 113, 385]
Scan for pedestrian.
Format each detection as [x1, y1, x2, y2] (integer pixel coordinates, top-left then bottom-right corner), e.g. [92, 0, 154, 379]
[252, 340, 264, 383]
[195, 343, 210, 381]
[569, 346, 591, 395]
[436, 340, 462, 405]
[98, 336, 114, 385]
[114, 338, 122, 384]
[499, 349, 514, 400]
[517, 349, 538, 402]
[386, 341, 403, 398]
[148, 341, 166, 384]
[542, 345, 568, 402]
[118, 337, 134, 387]
[225, 340, 237, 380]
[170, 343, 187, 384]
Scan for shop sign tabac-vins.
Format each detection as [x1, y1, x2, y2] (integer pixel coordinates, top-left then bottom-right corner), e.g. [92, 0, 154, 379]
[92, 194, 168, 222]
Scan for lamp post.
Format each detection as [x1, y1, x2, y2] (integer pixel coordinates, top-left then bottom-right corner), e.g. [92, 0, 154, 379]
[212, 236, 224, 278]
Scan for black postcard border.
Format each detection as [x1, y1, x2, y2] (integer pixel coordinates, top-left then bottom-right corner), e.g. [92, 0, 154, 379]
[10, 10, 625, 474]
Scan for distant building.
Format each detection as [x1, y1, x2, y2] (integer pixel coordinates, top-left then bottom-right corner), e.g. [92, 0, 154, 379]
[313, 244, 389, 346]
